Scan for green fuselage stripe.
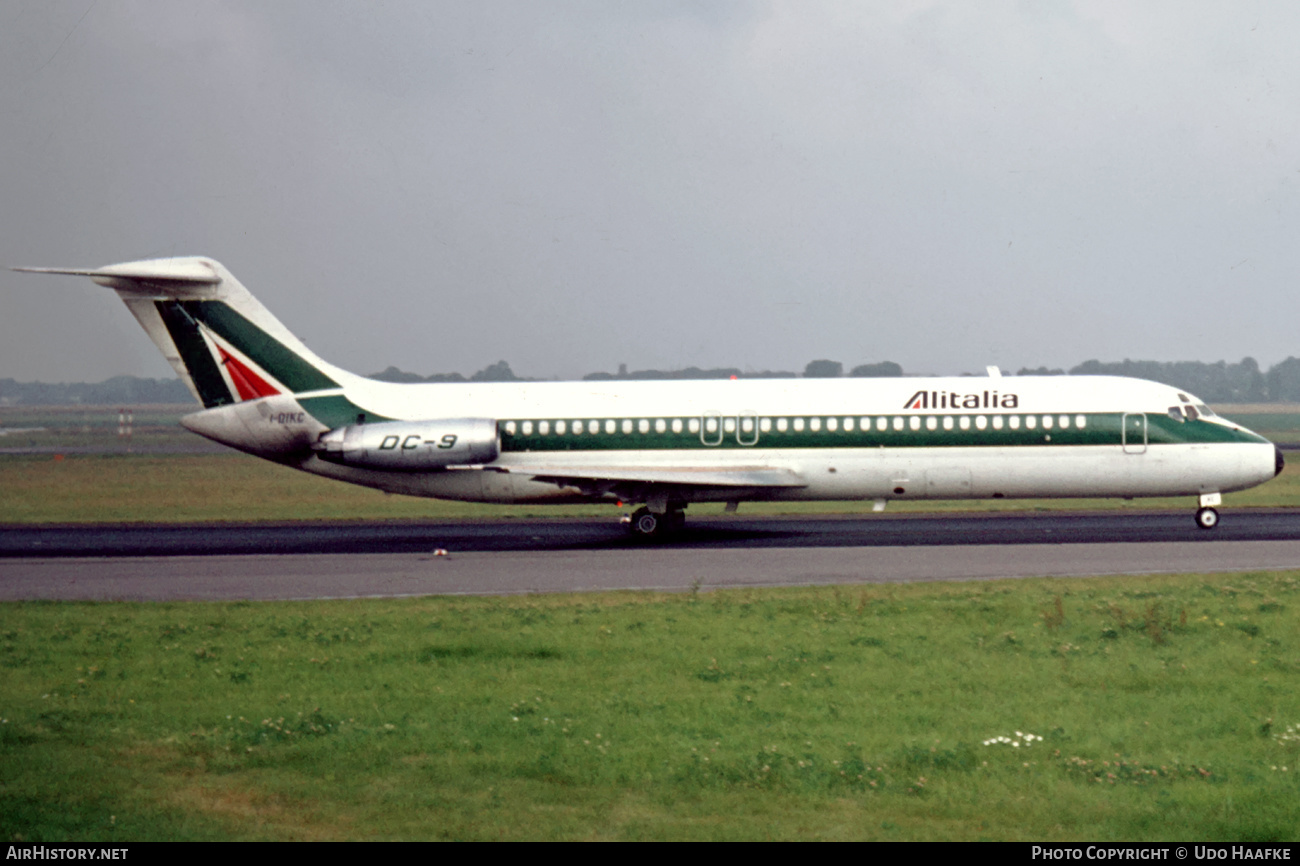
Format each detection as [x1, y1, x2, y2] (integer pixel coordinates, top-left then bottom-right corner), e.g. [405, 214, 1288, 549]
[495, 413, 1266, 453]
[299, 394, 393, 429]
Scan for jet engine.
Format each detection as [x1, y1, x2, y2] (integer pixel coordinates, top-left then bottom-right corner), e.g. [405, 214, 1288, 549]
[313, 418, 499, 471]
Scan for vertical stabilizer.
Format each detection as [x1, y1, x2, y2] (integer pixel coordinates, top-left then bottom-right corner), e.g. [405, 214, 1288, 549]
[14, 258, 357, 408]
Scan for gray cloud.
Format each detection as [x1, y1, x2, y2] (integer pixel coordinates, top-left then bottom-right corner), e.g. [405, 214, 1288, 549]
[3, 0, 1298, 383]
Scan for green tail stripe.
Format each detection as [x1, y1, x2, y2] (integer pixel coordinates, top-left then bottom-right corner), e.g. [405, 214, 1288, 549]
[178, 301, 339, 394]
[155, 301, 235, 408]
[298, 394, 392, 429]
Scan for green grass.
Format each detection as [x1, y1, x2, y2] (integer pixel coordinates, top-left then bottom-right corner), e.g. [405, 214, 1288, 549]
[3, 574, 1299, 841]
[3, 450, 1300, 523]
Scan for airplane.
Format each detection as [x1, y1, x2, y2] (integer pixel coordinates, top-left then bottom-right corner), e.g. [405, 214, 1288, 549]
[14, 256, 1284, 536]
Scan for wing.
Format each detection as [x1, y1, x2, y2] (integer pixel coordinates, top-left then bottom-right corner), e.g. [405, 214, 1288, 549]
[515, 463, 807, 502]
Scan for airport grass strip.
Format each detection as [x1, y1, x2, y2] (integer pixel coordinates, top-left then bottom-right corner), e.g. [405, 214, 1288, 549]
[2, 573, 1299, 841]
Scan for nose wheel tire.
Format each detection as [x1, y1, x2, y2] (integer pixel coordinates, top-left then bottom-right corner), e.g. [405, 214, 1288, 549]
[1195, 507, 1220, 530]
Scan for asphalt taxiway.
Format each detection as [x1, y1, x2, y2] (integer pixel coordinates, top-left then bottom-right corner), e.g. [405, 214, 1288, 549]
[5, 511, 1300, 601]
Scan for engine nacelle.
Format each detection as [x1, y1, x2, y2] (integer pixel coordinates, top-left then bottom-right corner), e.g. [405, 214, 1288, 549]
[313, 418, 499, 471]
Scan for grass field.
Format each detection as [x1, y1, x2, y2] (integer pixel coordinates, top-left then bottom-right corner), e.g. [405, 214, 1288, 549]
[2, 574, 1299, 841]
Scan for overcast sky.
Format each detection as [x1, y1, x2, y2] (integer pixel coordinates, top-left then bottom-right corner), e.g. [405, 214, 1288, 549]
[3, 1, 1299, 383]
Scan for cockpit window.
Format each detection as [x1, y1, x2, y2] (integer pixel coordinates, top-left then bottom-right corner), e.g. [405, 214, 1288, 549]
[1185, 406, 1200, 420]
[1168, 406, 1184, 421]
[1197, 404, 1215, 418]
[1178, 393, 1191, 403]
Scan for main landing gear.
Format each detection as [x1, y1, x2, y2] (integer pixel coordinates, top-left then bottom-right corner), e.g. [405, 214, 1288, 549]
[1195, 492, 1222, 530]
[623, 505, 687, 539]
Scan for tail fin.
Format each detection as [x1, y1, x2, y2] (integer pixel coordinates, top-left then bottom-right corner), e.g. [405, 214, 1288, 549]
[14, 257, 355, 408]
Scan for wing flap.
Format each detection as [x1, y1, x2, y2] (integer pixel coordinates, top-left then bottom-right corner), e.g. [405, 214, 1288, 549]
[522, 465, 807, 489]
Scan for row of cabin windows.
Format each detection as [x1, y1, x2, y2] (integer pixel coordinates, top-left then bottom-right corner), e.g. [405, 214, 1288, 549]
[500, 414, 1090, 437]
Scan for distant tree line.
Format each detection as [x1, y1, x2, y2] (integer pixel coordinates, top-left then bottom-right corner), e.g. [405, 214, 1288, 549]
[0, 376, 191, 406]
[582, 360, 904, 381]
[7, 357, 1300, 405]
[368, 360, 534, 384]
[1013, 358, 1286, 404]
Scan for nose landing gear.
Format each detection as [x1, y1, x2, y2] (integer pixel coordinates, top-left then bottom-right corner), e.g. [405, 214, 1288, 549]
[1195, 492, 1222, 530]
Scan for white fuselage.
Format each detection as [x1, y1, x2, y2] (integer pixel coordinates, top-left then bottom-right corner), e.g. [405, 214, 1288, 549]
[180, 373, 1280, 506]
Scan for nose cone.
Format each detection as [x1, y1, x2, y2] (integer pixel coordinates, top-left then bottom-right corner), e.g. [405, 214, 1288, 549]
[1277, 446, 1286, 478]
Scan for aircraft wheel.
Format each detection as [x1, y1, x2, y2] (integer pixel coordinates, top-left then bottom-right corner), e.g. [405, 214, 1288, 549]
[628, 507, 661, 538]
[1195, 507, 1220, 530]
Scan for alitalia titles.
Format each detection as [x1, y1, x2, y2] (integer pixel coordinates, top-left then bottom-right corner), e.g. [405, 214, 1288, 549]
[904, 390, 1019, 410]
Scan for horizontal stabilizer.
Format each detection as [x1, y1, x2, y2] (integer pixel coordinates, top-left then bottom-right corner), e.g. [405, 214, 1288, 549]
[13, 258, 221, 294]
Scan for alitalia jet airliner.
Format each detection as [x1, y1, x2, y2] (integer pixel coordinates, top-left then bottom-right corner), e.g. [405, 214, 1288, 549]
[15, 257, 1284, 536]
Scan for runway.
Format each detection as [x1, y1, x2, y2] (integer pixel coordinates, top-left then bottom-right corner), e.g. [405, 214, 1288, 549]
[5, 511, 1300, 601]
